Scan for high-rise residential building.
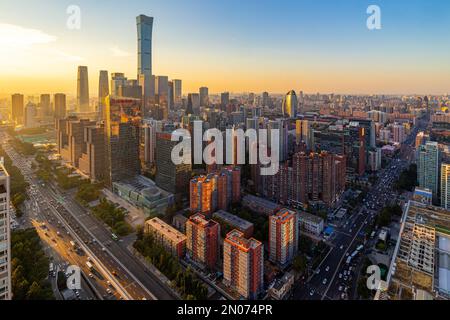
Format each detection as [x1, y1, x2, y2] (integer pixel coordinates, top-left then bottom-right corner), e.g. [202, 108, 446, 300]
[78, 124, 106, 182]
[0, 161, 11, 300]
[145, 218, 187, 258]
[282, 90, 298, 118]
[418, 141, 439, 198]
[77, 66, 90, 113]
[290, 151, 346, 207]
[416, 131, 430, 148]
[54, 93, 67, 120]
[104, 97, 142, 186]
[269, 209, 298, 267]
[137, 15, 154, 104]
[393, 123, 405, 143]
[186, 214, 220, 270]
[199, 87, 209, 107]
[440, 163, 450, 209]
[190, 166, 241, 215]
[173, 79, 182, 106]
[223, 230, 264, 300]
[295, 119, 312, 148]
[155, 132, 192, 198]
[11, 94, 24, 125]
[369, 148, 382, 172]
[140, 121, 157, 167]
[98, 70, 109, 120]
[24, 102, 37, 128]
[39, 94, 51, 117]
[168, 81, 174, 111]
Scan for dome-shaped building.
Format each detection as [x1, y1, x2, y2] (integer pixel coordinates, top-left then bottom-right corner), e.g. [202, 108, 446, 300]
[282, 90, 298, 118]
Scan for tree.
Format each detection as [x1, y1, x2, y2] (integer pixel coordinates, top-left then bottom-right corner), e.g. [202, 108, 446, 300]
[293, 255, 307, 274]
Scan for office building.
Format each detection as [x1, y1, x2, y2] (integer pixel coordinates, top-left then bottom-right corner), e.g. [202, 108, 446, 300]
[39, 94, 51, 117]
[145, 218, 186, 258]
[186, 214, 220, 270]
[0, 162, 11, 300]
[298, 211, 325, 236]
[187, 93, 200, 115]
[104, 97, 142, 186]
[110, 73, 128, 96]
[54, 93, 67, 120]
[269, 209, 298, 267]
[223, 230, 264, 300]
[11, 94, 24, 125]
[282, 90, 298, 118]
[221, 92, 230, 109]
[137, 15, 154, 104]
[98, 70, 109, 120]
[78, 124, 106, 182]
[418, 141, 440, 198]
[77, 66, 90, 112]
[199, 87, 209, 107]
[172, 79, 182, 106]
[24, 102, 37, 128]
[155, 132, 192, 198]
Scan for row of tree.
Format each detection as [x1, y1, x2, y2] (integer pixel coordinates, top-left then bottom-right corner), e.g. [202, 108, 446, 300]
[11, 229, 54, 300]
[91, 199, 132, 236]
[134, 229, 208, 300]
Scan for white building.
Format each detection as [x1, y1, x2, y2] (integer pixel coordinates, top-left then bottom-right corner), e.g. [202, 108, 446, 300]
[0, 160, 11, 300]
[298, 211, 324, 236]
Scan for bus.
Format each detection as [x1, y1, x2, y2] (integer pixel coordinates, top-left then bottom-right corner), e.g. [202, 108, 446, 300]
[86, 261, 94, 270]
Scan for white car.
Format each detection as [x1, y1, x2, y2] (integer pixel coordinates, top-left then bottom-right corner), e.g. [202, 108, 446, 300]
[322, 279, 328, 285]
[325, 266, 330, 272]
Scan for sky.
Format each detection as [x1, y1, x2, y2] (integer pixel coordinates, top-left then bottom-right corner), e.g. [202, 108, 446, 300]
[0, 0, 449, 96]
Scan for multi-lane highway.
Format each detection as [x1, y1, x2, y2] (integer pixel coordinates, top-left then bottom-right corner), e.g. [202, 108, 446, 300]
[2, 132, 178, 300]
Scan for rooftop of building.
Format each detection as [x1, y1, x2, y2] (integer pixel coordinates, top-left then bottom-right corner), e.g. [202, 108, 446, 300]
[188, 213, 219, 229]
[272, 209, 297, 223]
[243, 194, 280, 209]
[225, 230, 262, 251]
[213, 210, 253, 230]
[298, 211, 324, 224]
[146, 217, 187, 243]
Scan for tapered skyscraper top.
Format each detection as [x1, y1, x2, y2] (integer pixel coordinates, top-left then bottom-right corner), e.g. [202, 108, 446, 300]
[137, 15, 153, 78]
[77, 66, 90, 113]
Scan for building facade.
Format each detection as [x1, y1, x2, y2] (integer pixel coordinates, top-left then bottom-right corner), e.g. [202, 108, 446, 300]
[269, 209, 298, 267]
[0, 162, 11, 300]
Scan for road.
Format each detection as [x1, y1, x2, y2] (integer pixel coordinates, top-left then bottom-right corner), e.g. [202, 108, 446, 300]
[2, 132, 178, 300]
[293, 119, 425, 300]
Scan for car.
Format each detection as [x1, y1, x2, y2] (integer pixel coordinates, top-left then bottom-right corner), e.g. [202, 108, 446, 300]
[88, 273, 94, 278]
[338, 286, 343, 292]
[343, 271, 347, 276]
[309, 290, 315, 296]
[106, 289, 112, 295]
[344, 276, 348, 281]
[325, 266, 330, 272]
[322, 279, 328, 285]
[339, 273, 343, 279]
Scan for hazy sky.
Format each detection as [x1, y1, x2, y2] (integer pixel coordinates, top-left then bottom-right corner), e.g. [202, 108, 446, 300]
[0, 0, 449, 95]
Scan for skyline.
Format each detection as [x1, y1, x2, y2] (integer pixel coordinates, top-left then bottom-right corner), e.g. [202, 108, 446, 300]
[1, 0, 450, 95]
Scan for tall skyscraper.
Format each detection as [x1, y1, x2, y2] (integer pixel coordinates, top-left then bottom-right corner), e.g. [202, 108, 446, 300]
[186, 214, 220, 270]
[269, 209, 298, 267]
[98, 70, 109, 120]
[54, 93, 67, 120]
[223, 230, 264, 300]
[77, 66, 90, 112]
[173, 79, 182, 106]
[187, 93, 200, 115]
[0, 161, 11, 300]
[111, 73, 128, 96]
[441, 163, 450, 209]
[199, 87, 209, 107]
[39, 94, 51, 117]
[137, 15, 154, 104]
[418, 141, 439, 198]
[282, 90, 298, 118]
[104, 97, 142, 186]
[221, 92, 230, 109]
[11, 94, 24, 125]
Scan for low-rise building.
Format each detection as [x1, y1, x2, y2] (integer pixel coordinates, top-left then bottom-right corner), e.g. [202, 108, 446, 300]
[297, 211, 324, 236]
[213, 210, 254, 238]
[145, 218, 187, 258]
[268, 272, 295, 300]
[242, 195, 280, 216]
